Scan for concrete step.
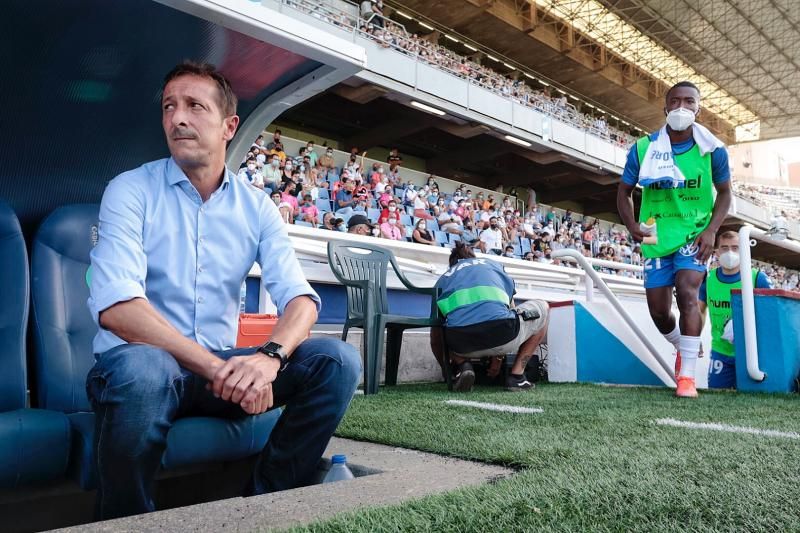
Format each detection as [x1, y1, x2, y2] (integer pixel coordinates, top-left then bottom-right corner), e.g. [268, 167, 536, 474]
[58, 437, 513, 532]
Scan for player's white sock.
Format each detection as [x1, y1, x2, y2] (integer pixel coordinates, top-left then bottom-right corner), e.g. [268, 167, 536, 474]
[678, 335, 701, 378]
[663, 322, 681, 351]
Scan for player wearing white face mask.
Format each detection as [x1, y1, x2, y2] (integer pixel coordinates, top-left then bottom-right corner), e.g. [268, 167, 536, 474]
[617, 80, 732, 398]
[698, 230, 772, 389]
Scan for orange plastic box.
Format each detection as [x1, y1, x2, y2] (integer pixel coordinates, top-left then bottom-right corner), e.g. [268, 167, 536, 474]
[236, 313, 278, 348]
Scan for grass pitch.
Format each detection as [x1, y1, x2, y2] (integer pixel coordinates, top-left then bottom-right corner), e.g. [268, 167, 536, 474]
[293, 383, 800, 532]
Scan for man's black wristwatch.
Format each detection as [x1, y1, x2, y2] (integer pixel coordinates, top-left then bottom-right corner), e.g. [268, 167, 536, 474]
[257, 341, 289, 372]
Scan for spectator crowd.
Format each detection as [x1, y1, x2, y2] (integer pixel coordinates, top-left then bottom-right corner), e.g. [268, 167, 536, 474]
[732, 182, 800, 221]
[291, 0, 635, 148]
[239, 131, 800, 292]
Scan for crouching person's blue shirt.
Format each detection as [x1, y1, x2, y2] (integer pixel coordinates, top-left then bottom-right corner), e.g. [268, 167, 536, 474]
[88, 157, 320, 354]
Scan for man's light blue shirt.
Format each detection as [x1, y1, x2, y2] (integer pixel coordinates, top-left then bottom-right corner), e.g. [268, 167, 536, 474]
[88, 157, 320, 354]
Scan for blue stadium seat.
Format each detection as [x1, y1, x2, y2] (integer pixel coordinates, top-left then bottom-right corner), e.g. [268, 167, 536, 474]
[295, 220, 313, 227]
[400, 214, 413, 227]
[0, 200, 70, 489]
[367, 208, 381, 222]
[448, 233, 461, 243]
[520, 238, 532, 254]
[317, 188, 329, 200]
[427, 218, 439, 232]
[316, 198, 331, 212]
[513, 244, 522, 257]
[31, 205, 281, 489]
[434, 231, 449, 246]
[393, 187, 404, 198]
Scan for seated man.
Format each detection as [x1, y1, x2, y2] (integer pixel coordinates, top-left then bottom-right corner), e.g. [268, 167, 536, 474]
[86, 61, 361, 519]
[429, 242, 549, 392]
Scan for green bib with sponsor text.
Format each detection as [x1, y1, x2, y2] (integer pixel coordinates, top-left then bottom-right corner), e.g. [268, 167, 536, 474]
[636, 136, 714, 259]
[706, 267, 758, 357]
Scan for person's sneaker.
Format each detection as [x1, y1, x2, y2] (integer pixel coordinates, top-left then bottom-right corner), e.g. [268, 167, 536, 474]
[674, 350, 681, 377]
[675, 376, 698, 398]
[452, 361, 475, 392]
[505, 373, 535, 392]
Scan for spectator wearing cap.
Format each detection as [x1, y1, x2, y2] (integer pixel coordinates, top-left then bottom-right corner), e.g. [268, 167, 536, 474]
[380, 214, 404, 241]
[320, 212, 342, 231]
[347, 214, 375, 236]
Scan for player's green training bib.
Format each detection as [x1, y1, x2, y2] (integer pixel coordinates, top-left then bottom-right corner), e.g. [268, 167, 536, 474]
[636, 136, 714, 259]
[706, 267, 758, 357]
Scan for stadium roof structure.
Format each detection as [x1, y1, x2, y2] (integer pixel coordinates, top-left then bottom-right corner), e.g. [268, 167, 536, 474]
[596, 0, 800, 142]
[388, 0, 800, 143]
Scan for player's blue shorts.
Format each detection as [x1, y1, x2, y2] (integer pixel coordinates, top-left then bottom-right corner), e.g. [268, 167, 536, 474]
[707, 351, 736, 389]
[642, 243, 708, 289]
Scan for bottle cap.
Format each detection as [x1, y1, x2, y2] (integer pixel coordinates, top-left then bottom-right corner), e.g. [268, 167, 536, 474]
[331, 454, 347, 464]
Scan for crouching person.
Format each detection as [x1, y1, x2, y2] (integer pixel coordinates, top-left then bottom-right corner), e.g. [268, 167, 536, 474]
[430, 241, 549, 392]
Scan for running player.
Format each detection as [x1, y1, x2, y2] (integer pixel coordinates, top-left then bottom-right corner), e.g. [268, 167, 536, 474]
[617, 81, 732, 398]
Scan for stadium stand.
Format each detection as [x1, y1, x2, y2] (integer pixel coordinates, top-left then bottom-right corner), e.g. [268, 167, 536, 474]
[279, 0, 637, 149]
[247, 133, 800, 289]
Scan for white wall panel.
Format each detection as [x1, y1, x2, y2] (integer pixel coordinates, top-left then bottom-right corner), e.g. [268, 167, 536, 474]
[468, 84, 512, 123]
[417, 63, 468, 106]
[552, 120, 585, 152]
[513, 105, 544, 136]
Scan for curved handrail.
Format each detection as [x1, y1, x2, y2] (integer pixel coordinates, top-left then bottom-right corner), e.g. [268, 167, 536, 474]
[552, 248, 675, 384]
[738, 225, 800, 382]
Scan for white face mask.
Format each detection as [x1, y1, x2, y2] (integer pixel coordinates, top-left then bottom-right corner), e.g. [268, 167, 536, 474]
[666, 107, 696, 131]
[388, 219, 396, 225]
[719, 251, 740, 270]
[388, 206, 396, 212]
[419, 223, 426, 230]
[247, 164, 255, 171]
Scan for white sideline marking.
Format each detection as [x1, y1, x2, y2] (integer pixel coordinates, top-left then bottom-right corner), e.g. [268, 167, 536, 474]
[445, 400, 543, 414]
[655, 418, 800, 440]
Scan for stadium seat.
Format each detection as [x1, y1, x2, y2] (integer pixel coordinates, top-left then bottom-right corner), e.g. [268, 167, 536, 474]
[316, 198, 331, 212]
[434, 231, 449, 246]
[295, 220, 313, 227]
[0, 200, 70, 489]
[400, 214, 412, 227]
[367, 208, 381, 222]
[520, 238, 532, 254]
[327, 241, 442, 395]
[317, 188, 329, 200]
[449, 233, 461, 243]
[30, 205, 281, 489]
[427, 218, 439, 232]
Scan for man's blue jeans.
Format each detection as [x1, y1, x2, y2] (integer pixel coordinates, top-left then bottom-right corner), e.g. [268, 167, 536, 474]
[86, 337, 361, 519]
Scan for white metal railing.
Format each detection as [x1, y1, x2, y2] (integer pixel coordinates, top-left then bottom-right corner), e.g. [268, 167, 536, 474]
[552, 248, 675, 383]
[738, 225, 800, 382]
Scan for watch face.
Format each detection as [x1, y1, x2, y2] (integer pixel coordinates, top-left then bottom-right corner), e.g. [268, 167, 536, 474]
[260, 341, 286, 360]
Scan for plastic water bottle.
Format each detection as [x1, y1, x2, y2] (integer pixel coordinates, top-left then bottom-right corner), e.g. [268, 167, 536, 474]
[323, 454, 354, 483]
[239, 281, 247, 313]
[639, 217, 658, 245]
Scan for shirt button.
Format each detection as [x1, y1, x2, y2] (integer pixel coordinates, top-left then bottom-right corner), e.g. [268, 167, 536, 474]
[198, 265, 204, 272]
[198, 296, 205, 303]
[196, 327, 202, 334]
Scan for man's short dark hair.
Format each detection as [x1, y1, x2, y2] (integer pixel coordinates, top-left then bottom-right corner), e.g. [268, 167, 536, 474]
[163, 61, 237, 117]
[665, 81, 700, 103]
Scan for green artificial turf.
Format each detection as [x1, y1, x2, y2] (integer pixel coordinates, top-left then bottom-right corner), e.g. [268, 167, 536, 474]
[291, 383, 800, 532]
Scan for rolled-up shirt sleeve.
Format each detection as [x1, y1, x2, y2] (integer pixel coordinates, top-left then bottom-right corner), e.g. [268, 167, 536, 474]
[87, 176, 149, 326]
[256, 199, 321, 314]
